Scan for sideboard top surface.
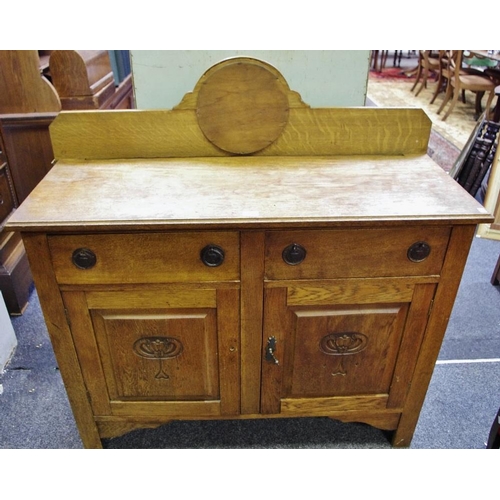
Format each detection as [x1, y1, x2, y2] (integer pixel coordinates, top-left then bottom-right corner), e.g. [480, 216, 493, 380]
[7, 155, 492, 232]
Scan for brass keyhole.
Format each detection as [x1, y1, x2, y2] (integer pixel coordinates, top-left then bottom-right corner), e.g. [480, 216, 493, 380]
[265, 336, 279, 365]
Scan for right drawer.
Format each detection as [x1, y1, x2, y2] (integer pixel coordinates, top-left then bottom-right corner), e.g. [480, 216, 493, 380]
[265, 226, 451, 280]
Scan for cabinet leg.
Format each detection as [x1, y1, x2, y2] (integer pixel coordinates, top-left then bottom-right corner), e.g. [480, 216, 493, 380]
[80, 430, 103, 449]
[391, 413, 417, 447]
[391, 430, 412, 447]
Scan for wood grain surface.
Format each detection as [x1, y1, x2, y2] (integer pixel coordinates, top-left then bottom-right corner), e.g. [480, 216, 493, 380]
[48, 107, 432, 159]
[196, 60, 289, 154]
[7, 155, 491, 233]
[10, 58, 493, 448]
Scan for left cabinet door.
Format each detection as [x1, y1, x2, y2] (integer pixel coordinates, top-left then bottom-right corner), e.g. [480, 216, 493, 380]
[62, 286, 240, 420]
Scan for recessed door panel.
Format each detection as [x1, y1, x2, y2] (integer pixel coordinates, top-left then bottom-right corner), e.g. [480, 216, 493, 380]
[284, 304, 408, 398]
[91, 308, 219, 400]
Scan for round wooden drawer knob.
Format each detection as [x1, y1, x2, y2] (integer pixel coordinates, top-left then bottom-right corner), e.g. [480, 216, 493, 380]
[407, 241, 431, 262]
[200, 244, 225, 267]
[72, 248, 97, 269]
[282, 243, 307, 265]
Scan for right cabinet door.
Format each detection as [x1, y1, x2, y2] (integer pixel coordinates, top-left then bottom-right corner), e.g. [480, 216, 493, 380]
[261, 280, 437, 416]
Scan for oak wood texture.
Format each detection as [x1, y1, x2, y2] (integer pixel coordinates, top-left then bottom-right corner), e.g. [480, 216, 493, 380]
[7, 156, 490, 233]
[7, 57, 493, 448]
[240, 231, 265, 414]
[22, 233, 102, 448]
[49, 51, 114, 98]
[63, 284, 240, 420]
[0, 51, 61, 113]
[196, 58, 289, 154]
[96, 418, 169, 439]
[49, 109, 432, 160]
[103, 74, 134, 110]
[0, 113, 58, 205]
[264, 227, 451, 280]
[95, 410, 401, 441]
[286, 304, 408, 397]
[0, 51, 61, 313]
[217, 288, 241, 416]
[48, 232, 240, 284]
[0, 163, 15, 227]
[283, 278, 432, 305]
[0, 231, 32, 314]
[0, 51, 132, 315]
[392, 225, 477, 446]
[93, 307, 219, 400]
[49, 51, 117, 110]
[260, 277, 437, 418]
[30, 50, 135, 111]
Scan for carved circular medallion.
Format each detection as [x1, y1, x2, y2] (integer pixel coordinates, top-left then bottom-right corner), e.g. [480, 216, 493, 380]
[196, 60, 290, 154]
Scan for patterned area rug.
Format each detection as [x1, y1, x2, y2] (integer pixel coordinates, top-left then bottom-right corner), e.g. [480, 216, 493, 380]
[369, 67, 415, 80]
[367, 75, 484, 159]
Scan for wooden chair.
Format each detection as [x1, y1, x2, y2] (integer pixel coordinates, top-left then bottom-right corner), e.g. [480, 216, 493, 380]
[430, 50, 483, 105]
[411, 51, 440, 96]
[370, 50, 389, 72]
[437, 50, 496, 121]
[430, 51, 457, 104]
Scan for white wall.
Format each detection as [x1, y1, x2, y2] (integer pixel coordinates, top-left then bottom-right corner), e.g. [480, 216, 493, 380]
[0, 292, 17, 373]
[130, 50, 370, 109]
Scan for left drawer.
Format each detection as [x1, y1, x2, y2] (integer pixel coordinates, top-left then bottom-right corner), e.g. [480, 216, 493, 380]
[48, 232, 240, 285]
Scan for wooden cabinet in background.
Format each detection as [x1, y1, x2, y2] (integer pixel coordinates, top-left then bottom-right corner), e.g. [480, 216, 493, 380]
[0, 50, 134, 313]
[49, 51, 134, 110]
[0, 158, 15, 225]
[0, 152, 29, 313]
[0, 50, 61, 313]
[0, 113, 58, 205]
[7, 57, 491, 447]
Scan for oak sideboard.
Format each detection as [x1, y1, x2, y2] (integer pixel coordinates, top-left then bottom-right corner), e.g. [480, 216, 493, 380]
[7, 57, 492, 448]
